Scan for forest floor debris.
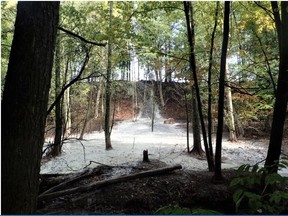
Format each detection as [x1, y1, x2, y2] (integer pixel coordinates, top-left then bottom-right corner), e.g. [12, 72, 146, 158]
[38, 160, 239, 214]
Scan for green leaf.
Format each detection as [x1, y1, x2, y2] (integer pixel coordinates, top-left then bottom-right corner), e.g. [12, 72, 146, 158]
[230, 177, 243, 187]
[244, 191, 261, 201]
[238, 164, 248, 172]
[246, 175, 257, 186]
[265, 173, 282, 185]
[269, 191, 288, 204]
[154, 205, 192, 215]
[233, 189, 244, 203]
[191, 208, 222, 214]
[251, 164, 259, 172]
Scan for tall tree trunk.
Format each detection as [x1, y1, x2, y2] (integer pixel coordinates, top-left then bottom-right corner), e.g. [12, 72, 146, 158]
[95, 77, 103, 119]
[207, 1, 219, 158]
[79, 85, 93, 140]
[132, 80, 138, 120]
[183, 1, 214, 171]
[63, 60, 72, 137]
[191, 86, 204, 155]
[50, 31, 63, 157]
[104, 1, 113, 150]
[214, 1, 230, 181]
[226, 62, 237, 142]
[164, 41, 172, 82]
[157, 69, 165, 107]
[184, 87, 190, 152]
[1, 2, 59, 213]
[265, 2, 288, 173]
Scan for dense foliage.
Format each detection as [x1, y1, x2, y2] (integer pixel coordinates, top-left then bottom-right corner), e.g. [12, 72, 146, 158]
[1, 2, 281, 133]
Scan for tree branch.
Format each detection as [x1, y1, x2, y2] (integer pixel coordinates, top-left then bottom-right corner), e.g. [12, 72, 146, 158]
[128, 6, 184, 21]
[38, 164, 182, 201]
[46, 49, 90, 116]
[253, 1, 274, 21]
[58, 26, 107, 47]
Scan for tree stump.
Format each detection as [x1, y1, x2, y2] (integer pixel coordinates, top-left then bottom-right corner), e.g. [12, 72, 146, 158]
[143, 150, 150, 162]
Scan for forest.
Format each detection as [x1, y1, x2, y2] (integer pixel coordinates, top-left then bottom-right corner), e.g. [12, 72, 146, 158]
[1, 1, 288, 214]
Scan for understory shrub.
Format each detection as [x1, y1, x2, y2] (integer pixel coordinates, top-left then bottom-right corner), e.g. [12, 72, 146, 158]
[230, 159, 288, 214]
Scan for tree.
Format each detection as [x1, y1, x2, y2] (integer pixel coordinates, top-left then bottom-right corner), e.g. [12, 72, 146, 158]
[79, 84, 94, 140]
[184, 2, 203, 156]
[1, 2, 59, 213]
[104, 1, 114, 150]
[191, 86, 203, 155]
[49, 31, 63, 157]
[265, 1, 288, 173]
[207, 1, 219, 156]
[214, 1, 230, 181]
[225, 62, 238, 142]
[184, 1, 214, 170]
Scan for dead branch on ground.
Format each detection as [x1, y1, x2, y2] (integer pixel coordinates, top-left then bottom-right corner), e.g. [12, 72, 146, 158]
[38, 164, 182, 202]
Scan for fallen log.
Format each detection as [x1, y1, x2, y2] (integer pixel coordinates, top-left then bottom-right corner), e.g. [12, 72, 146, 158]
[40, 168, 93, 196]
[38, 164, 182, 202]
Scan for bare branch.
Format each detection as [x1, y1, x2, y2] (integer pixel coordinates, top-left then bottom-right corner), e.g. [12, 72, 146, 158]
[46, 49, 91, 116]
[58, 26, 107, 47]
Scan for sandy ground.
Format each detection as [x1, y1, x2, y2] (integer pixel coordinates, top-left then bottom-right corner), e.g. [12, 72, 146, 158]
[41, 116, 288, 176]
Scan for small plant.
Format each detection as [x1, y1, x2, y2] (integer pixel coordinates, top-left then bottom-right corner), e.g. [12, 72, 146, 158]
[154, 205, 221, 215]
[230, 158, 288, 214]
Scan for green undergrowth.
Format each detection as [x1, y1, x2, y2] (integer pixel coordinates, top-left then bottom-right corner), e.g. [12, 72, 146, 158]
[230, 159, 288, 214]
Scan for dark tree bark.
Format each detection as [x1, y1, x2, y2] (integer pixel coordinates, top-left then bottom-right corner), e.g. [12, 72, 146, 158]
[214, 1, 230, 181]
[207, 1, 219, 158]
[1, 2, 59, 214]
[265, 1, 288, 173]
[184, 87, 190, 152]
[191, 86, 204, 155]
[143, 150, 150, 162]
[104, 1, 113, 150]
[50, 31, 63, 157]
[183, 1, 214, 171]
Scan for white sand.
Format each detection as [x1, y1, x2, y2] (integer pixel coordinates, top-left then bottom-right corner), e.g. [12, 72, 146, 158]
[41, 116, 287, 176]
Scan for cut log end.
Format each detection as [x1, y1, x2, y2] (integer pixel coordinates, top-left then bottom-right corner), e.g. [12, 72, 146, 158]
[143, 149, 150, 162]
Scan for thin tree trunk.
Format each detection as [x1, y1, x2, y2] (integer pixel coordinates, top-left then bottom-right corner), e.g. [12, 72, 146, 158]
[226, 62, 237, 142]
[183, 1, 214, 171]
[79, 85, 93, 140]
[207, 1, 219, 158]
[64, 82, 71, 137]
[184, 87, 190, 153]
[95, 77, 103, 119]
[155, 65, 165, 108]
[158, 77, 165, 108]
[63, 58, 71, 137]
[191, 86, 204, 155]
[50, 31, 63, 157]
[159, 84, 165, 108]
[104, 1, 113, 150]
[265, 2, 288, 173]
[214, 1, 230, 181]
[132, 81, 138, 120]
[151, 84, 155, 132]
[1, 2, 59, 213]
